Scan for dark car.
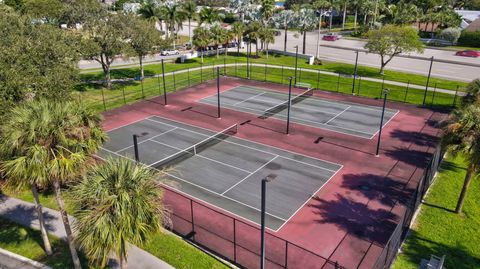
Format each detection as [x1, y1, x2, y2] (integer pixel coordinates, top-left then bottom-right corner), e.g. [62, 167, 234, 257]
[455, 50, 480, 58]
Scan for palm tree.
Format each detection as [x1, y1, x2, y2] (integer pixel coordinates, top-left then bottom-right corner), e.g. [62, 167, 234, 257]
[0, 99, 107, 269]
[211, 24, 227, 58]
[441, 105, 480, 214]
[258, 26, 275, 58]
[182, 0, 197, 46]
[161, 4, 186, 49]
[72, 158, 169, 269]
[199, 7, 223, 26]
[220, 29, 234, 58]
[313, 0, 331, 58]
[231, 21, 246, 55]
[246, 21, 262, 57]
[193, 26, 212, 63]
[260, 0, 275, 25]
[295, 8, 319, 54]
[272, 10, 295, 53]
[138, 0, 163, 31]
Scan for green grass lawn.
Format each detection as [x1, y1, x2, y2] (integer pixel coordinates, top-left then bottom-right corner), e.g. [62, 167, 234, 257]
[0, 217, 99, 269]
[79, 52, 468, 91]
[74, 54, 461, 113]
[0, 187, 231, 269]
[392, 154, 480, 269]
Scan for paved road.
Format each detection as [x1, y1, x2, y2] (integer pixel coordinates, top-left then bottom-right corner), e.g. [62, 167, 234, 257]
[0, 195, 174, 269]
[79, 22, 479, 82]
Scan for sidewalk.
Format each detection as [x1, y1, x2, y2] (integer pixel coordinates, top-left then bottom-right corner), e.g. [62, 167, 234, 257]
[0, 195, 174, 269]
[82, 62, 464, 97]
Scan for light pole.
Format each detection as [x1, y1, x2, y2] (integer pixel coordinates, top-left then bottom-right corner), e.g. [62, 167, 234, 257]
[294, 45, 299, 85]
[375, 89, 389, 156]
[260, 174, 277, 269]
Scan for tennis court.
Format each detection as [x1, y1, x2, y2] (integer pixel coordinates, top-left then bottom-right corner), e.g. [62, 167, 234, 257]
[100, 116, 342, 231]
[198, 85, 399, 139]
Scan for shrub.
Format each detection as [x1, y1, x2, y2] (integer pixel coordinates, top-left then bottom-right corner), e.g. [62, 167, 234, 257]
[457, 31, 480, 48]
[438, 27, 462, 43]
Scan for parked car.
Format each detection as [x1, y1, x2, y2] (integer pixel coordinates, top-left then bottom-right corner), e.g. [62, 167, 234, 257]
[455, 50, 480, 58]
[322, 33, 342, 41]
[160, 49, 180, 56]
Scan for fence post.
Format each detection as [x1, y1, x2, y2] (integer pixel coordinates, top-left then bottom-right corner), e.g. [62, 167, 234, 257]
[452, 85, 459, 106]
[336, 73, 340, 92]
[101, 87, 106, 111]
[173, 71, 176, 91]
[281, 65, 284, 85]
[284, 241, 288, 268]
[380, 75, 385, 98]
[235, 61, 238, 77]
[357, 76, 362, 95]
[233, 220, 236, 263]
[316, 70, 320, 90]
[122, 86, 126, 104]
[190, 200, 195, 241]
[299, 67, 302, 82]
[431, 82, 437, 105]
[157, 73, 162, 95]
[187, 68, 191, 87]
[141, 78, 145, 99]
[212, 63, 215, 78]
[264, 63, 267, 82]
[404, 80, 410, 102]
[200, 63, 203, 83]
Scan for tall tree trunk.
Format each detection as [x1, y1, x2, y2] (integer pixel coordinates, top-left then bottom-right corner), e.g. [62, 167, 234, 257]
[139, 56, 144, 81]
[31, 184, 52, 255]
[455, 163, 476, 214]
[342, 2, 347, 29]
[188, 19, 192, 45]
[105, 66, 111, 90]
[329, 10, 333, 31]
[354, 9, 358, 29]
[266, 43, 269, 58]
[53, 180, 82, 269]
[302, 30, 306, 54]
[364, 14, 367, 25]
[201, 49, 204, 63]
[284, 25, 288, 52]
[316, 14, 322, 58]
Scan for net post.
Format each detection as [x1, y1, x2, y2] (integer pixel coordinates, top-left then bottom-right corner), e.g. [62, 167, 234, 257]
[133, 134, 139, 162]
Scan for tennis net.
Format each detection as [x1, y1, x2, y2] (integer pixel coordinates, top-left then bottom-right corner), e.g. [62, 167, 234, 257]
[260, 88, 314, 119]
[151, 124, 238, 169]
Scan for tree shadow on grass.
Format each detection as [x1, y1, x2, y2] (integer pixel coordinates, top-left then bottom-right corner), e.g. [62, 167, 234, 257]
[309, 194, 398, 245]
[400, 230, 480, 269]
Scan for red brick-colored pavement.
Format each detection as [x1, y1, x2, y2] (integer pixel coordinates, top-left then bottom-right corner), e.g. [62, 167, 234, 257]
[102, 77, 447, 268]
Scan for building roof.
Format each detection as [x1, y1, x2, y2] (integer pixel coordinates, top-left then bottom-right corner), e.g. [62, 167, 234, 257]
[455, 10, 480, 23]
[465, 17, 480, 32]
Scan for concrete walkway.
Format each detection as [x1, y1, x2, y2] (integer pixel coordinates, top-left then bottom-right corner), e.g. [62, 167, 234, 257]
[0, 195, 174, 269]
[83, 62, 464, 97]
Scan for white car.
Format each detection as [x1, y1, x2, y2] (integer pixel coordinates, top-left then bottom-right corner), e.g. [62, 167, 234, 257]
[160, 50, 180, 56]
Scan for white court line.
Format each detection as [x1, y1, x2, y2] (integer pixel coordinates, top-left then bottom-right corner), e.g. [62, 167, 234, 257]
[146, 117, 340, 173]
[274, 162, 343, 231]
[370, 109, 401, 138]
[114, 127, 178, 153]
[148, 139, 253, 174]
[199, 99, 376, 139]
[221, 156, 278, 195]
[99, 147, 288, 223]
[232, 91, 268, 106]
[324, 106, 351, 125]
[208, 85, 399, 114]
